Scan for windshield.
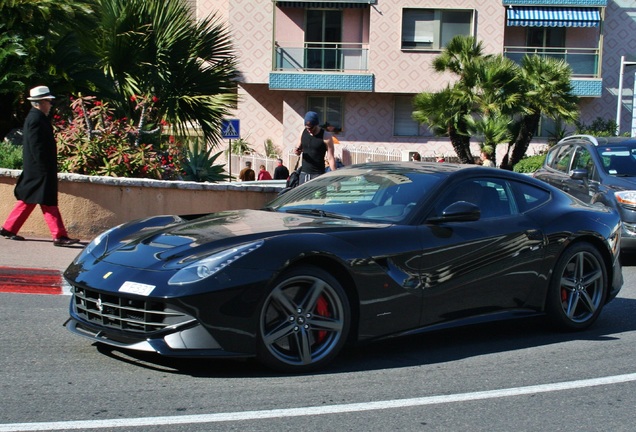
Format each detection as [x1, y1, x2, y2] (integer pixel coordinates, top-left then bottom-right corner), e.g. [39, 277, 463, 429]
[264, 166, 443, 223]
[596, 145, 636, 176]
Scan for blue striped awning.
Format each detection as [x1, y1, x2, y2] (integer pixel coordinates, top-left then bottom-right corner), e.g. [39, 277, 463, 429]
[277, 0, 375, 7]
[506, 7, 600, 28]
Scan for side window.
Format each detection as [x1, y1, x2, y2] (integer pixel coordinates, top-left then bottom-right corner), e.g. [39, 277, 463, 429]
[436, 178, 513, 219]
[548, 144, 575, 173]
[571, 146, 596, 179]
[510, 181, 550, 213]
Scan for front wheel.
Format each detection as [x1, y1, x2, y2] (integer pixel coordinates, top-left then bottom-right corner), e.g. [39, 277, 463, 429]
[257, 265, 351, 373]
[546, 242, 607, 331]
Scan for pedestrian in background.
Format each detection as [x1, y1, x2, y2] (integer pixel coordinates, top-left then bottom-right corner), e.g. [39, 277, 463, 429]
[238, 161, 255, 181]
[273, 158, 289, 180]
[1, 86, 79, 246]
[480, 151, 495, 167]
[322, 122, 340, 144]
[257, 164, 272, 180]
[295, 111, 336, 185]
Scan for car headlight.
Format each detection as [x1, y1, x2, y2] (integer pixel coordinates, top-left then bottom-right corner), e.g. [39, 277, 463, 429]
[168, 240, 264, 285]
[615, 191, 636, 207]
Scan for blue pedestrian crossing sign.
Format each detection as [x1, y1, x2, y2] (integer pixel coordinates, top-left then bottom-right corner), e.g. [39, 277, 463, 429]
[221, 119, 240, 139]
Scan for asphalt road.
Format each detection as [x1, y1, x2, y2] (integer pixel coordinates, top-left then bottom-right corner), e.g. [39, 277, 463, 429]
[0, 253, 635, 431]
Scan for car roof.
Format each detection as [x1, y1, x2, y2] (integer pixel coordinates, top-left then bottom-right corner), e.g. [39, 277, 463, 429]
[557, 134, 636, 147]
[342, 161, 545, 186]
[349, 161, 493, 174]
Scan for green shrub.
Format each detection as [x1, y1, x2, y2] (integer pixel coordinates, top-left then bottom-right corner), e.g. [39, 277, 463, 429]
[181, 139, 230, 182]
[574, 117, 618, 137]
[228, 136, 254, 155]
[513, 154, 545, 173]
[0, 141, 23, 169]
[54, 95, 182, 180]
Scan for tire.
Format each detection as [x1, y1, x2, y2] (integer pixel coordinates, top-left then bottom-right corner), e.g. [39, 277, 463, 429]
[257, 265, 351, 373]
[546, 242, 608, 331]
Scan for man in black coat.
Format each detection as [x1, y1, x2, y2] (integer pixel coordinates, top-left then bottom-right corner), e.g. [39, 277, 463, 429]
[1, 86, 79, 246]
[273, 158, 289, 180]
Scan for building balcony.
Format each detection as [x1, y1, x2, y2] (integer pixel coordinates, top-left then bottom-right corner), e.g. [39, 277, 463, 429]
[270, 42, 374, 92]
[504, 46, 602, 97]
[504, 46, 600, 78]
[274, 42, 369, 72]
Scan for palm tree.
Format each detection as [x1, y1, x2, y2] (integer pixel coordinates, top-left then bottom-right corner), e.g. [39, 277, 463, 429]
[432, 35, 488, 79]
[464, 114, 513, 158]
[462, 55, 520, 160]
[413, 36, 489, 163]
[415, 37, 520, 164]
[0, 0, 104, 137]
[92, 0, 239, 147]
[467, 55, 521, 118]
[500, 55, 579, 170]
[413, 87, 473, 163]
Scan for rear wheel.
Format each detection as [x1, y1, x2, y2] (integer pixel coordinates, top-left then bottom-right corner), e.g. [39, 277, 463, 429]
[257, 265, 350, 372]
[546, 242, 607, 331]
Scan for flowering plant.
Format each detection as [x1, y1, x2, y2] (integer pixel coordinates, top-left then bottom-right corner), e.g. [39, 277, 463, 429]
[54, 95, 183, 179]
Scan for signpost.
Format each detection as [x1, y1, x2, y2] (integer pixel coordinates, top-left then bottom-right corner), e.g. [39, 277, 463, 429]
[221, 119, 240, 181]
[221, 119, 240, 139]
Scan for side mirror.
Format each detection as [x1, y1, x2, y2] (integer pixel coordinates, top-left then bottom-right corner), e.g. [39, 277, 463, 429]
[427, 201, 480, 223]
[570, 168, 588, 180]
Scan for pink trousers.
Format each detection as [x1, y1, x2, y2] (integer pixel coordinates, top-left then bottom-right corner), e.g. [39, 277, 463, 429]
[2, 200, 69, 239]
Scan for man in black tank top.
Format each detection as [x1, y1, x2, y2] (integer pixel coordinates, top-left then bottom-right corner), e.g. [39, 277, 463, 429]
[295, 111, 336, 185]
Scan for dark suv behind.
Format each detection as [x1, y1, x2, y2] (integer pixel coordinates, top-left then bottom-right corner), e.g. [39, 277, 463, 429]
[533, 134, 636, 250]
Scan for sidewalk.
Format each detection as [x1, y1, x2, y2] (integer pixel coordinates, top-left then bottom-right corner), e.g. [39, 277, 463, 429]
[0, 236, 85, 271]
[0, 236, 85, 295]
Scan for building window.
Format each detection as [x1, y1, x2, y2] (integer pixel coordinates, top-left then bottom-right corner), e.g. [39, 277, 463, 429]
[308, 96, 343, 130]
[394, 96, 419, 136]
[402, 9, 473, 50]
[526, 27, 565, 49]
[306, 9, 343, 70]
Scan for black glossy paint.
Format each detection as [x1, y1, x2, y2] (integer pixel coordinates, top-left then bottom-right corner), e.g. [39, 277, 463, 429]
[64, 162, 623, 362]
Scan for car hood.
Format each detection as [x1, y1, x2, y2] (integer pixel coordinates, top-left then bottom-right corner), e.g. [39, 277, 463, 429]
[89, 209, 384, 269]
[605, 175, 636, 190]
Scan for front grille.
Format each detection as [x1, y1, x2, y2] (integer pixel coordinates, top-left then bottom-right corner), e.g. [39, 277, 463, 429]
[72, 286, 192, 333]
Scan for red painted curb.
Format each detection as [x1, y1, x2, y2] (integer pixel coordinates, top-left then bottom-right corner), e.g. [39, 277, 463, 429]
[0, 266, 63, 295]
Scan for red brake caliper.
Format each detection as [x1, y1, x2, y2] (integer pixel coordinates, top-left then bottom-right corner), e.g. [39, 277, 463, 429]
[315, 295, 330, 343]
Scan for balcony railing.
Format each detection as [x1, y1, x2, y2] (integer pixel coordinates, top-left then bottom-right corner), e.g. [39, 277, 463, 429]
[274, 42, 369, 72]
[503, 46, 600, 78]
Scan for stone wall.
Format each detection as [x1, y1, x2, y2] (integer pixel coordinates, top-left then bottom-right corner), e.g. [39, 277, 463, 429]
[0, 169, 283, 240]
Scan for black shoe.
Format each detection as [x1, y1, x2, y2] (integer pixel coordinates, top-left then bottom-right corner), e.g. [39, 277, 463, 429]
[53, 236, 80, 247]
[1, 228, 25, 241]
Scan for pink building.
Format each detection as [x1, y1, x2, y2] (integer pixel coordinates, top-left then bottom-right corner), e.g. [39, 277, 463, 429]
[193, 0, 636, 162]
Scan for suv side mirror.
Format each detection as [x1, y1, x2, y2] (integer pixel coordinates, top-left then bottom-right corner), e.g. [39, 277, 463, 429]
[570, 168, 588, 180]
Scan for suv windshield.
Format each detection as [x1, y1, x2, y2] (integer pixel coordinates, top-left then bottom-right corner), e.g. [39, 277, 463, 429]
[596, 145, 636, 176]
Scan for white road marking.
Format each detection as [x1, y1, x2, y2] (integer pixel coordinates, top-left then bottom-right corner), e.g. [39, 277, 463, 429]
[61, 279, 73, 296]
[1, 372, 635, 431]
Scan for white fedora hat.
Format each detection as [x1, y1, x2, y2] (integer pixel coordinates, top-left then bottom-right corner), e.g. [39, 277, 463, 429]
[27, 86, 56, 101]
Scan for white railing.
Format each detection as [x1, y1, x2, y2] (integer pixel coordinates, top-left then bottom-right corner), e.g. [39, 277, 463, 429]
[280, 145, 402, 171]
[228, 153, 281, 180]
[275, 42, 369, 72]
[503, 46, 600, 78]
[341, 145, 403, 164]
